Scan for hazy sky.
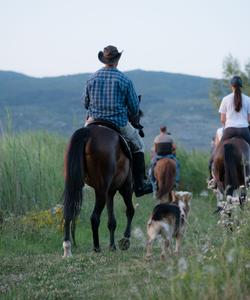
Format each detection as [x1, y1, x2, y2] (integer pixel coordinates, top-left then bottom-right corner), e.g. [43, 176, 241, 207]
[1, 0, 249, 78]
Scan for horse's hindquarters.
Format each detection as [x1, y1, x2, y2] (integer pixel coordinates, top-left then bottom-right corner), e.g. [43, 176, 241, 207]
[154, 158, 176, 201]
[213, 137, 250, 198]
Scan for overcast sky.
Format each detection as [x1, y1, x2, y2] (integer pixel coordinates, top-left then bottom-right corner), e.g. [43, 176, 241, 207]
[1, 0, 249, 78]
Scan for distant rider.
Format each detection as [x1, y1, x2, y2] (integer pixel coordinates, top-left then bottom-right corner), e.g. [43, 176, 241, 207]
[83, 45, 152, 197]
[149, 125, 180, 192]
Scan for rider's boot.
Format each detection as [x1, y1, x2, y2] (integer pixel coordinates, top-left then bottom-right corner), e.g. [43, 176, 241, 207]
[132, 152, 153, 197]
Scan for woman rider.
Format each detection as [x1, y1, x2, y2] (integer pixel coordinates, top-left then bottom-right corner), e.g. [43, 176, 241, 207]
[208, 76, 250, 190]
[219, 76, 250, 144]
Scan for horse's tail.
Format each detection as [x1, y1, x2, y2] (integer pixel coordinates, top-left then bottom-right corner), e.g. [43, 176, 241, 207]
[63, 127, 90, 230]
[224, 143, 238, 195]
[156, 159, 176, 200]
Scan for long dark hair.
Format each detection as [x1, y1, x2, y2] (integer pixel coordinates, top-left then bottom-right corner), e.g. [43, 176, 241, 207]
[231, 76, 243, 112]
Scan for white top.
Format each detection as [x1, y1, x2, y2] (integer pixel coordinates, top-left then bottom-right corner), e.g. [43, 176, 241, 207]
[154, 133, 174, 144]
[219, 93, 250, 128]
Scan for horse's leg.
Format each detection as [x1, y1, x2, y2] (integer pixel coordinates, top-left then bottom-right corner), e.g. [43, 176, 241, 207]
[106, 190, 117, 251]
[63, 218, 72, 257]
[214, 188, 224, 213]
[90, 191, 106, 252]
[118, 180, 134, 251]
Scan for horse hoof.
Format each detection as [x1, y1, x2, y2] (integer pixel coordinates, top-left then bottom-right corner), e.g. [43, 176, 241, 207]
[93, 247, 101, 253]
[109, 245, 117, 252]
[62, 241, 72, 258]
[118, 238, 130, 250]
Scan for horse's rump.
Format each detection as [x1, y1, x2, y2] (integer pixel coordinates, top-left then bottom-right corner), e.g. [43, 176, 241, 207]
[64, 125, 131, 220]
[85, 125, 130, 189]
[154, 158, 176, 200]
[213, 137, 250, 195]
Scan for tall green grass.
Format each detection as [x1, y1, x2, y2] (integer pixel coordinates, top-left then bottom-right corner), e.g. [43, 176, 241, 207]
[0, 131, 66, 215]
[0, 131, 209, 215]
[177, 148, 209, 193]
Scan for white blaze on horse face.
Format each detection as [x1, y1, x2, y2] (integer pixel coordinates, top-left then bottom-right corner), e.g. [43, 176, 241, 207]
[62, 241, 72, 258]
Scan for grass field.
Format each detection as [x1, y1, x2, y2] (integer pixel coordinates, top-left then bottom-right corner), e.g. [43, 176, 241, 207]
[0, 132, 250, 299]
[1, 191, 250, 300]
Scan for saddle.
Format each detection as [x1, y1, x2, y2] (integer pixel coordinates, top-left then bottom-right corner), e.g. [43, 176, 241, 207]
[87, 119, 132, 160]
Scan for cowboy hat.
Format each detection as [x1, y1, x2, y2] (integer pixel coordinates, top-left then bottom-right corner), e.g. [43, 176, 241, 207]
[98, 45, 122, 64]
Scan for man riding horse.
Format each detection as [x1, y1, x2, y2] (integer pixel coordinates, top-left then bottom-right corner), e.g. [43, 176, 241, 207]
[149, 125, 180, 193]
[84, 45, 152, 197]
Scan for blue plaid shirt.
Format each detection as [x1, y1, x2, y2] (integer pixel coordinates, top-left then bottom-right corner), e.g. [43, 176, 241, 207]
[84, 67, 139, 127]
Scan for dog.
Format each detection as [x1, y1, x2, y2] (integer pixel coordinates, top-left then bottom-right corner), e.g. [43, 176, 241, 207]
[145, 191, 192, 260]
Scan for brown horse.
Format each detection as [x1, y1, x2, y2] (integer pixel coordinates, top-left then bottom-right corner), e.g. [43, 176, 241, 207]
[213, 137, 250, 206]
[154, 158, 176, 202]
[63, 125, 134, 257]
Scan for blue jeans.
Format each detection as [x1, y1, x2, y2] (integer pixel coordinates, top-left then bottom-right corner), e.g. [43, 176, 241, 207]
[148, 154, 180, 191]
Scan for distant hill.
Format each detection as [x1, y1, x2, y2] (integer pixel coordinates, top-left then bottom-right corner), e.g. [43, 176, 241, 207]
[0, 70, 220, 150]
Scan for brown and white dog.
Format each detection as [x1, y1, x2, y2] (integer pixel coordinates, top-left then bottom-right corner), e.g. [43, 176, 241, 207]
[145, 191, 192, 260]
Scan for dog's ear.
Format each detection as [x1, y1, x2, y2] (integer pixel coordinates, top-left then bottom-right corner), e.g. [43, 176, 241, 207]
[174, 192, 180, 201]
[183, 194, 192, 207]
[187, 192, 192, 201]
[183, 192, 191, 200]
[172, 194, 179, 204]
[171, 190, 176, 202]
